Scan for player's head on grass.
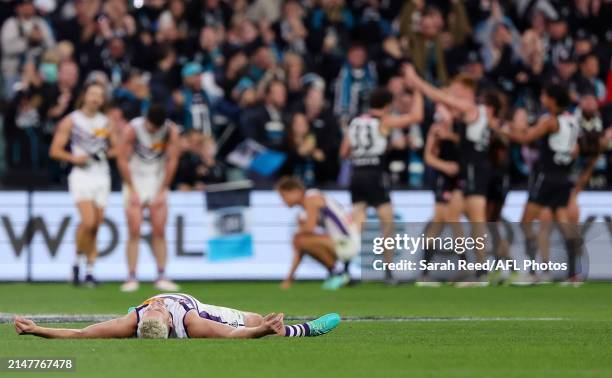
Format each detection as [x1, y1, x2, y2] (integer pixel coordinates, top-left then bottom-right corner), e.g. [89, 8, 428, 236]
[137, 299, 172, 339]
[145, 103, 167, 131]
[540, 82, 570, 114]
[369, 88, 393, 113]
[276, 176, 305, 207]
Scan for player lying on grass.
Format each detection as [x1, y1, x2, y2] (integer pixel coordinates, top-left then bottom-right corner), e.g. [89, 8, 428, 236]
[13, 293, 340, 339]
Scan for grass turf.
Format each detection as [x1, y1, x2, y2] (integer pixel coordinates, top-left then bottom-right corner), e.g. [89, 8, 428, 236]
[1, 282, 611, 378]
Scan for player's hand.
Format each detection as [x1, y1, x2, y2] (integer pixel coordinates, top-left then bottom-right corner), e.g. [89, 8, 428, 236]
[280, 280, 292, 290]
[128, 188, 141, 207]
[71, 155, 89, 166]
[261, 313, 285, 336]
[151, 189, 167, 207]
[14, 316, 37, 335]
[443, 162, 460, 177]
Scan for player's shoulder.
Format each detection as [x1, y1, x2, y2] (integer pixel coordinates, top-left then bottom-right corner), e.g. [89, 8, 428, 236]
[304, 189, 325, 206]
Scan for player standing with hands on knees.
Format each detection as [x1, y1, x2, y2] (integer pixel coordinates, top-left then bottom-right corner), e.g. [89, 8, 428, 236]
[340, 65, 424, 285]
[116, 104, 181, 292]
[49, 83, 117, 287]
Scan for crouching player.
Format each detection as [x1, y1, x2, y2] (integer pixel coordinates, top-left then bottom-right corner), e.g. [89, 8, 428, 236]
[276, 176, 360, 290]
[14, 293, 340, 339]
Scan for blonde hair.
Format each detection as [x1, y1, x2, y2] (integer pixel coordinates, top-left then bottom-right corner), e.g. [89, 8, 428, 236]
[138, 317, 169, 339]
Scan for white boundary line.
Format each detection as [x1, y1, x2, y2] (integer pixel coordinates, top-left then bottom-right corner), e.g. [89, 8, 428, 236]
[0, 313, 567, 323]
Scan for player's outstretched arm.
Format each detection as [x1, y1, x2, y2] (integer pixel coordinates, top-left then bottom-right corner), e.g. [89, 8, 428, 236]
[184, 311, 284, 339]
[404, 65, 477, 120]
[14, 312, 137, 339]
[504, 115, 556, 144]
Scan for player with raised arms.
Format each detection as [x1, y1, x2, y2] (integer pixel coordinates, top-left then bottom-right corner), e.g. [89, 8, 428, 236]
[405, 65, 502, 286]
[116, 104, 181, 292]
[340, 66, 424, 285]
[13, 293, 340, 339]
[49, 82, 117, 287]
[503, 83, 582, 283]
[276, 176, 360, 290]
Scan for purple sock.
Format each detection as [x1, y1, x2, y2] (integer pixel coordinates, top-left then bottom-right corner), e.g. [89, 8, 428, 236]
[284, 323, 311, 337]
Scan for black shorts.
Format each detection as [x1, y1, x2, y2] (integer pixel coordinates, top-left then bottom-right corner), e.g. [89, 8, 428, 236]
[458, 162, 489, 197]
[433, 173, 458, 204]
[350, 168, 391, 208]
[528, 171, 572, 209]
[486, 171, 510, 203]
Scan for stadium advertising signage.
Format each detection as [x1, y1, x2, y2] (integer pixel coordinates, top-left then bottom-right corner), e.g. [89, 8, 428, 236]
[1, 191, 612, 281]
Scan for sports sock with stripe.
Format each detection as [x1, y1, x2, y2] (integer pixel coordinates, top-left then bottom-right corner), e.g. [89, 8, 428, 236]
[284, 323, 311, 337]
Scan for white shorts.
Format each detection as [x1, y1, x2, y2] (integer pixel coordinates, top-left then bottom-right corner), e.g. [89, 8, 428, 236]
[334, 236, 360, 261]
[195, 301, 246, 329]
[68, 169, 110, 208]
[122, 173, 164, 206]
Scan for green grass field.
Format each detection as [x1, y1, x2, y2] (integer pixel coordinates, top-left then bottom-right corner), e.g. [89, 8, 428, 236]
[1, 282, 612, 378]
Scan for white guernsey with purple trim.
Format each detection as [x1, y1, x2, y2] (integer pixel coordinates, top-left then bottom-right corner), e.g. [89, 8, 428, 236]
[134, 293, 246, 338]
[305, 189, 361, 261]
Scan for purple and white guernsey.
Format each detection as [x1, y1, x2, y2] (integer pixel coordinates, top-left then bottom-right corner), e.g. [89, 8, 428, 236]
[134, 293, 246, 339]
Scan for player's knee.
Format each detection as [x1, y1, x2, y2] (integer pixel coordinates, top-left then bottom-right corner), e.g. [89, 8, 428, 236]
[152, 225, 165, 238]
[80, 219, 97, 234]
[293, 234, 305, 249]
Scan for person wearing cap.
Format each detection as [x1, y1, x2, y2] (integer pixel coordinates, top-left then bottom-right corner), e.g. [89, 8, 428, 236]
[173, 62, 213, 134]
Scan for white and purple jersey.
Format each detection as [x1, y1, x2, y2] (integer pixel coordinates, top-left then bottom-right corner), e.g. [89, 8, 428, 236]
[134, 293, 246, 339]
[305, 189, 359, 242]
[69, 110, 110, 175]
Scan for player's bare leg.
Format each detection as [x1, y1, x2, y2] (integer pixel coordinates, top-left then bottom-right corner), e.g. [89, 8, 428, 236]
[121, 202, 143, 292]
[537, 208, 553, 283]
[376, 202, 399, 285]
[416, 203, 447, 287]
[456, 195, 488, 287]
[554, 207, 583, 285]
[74, 201, 99, 287]
[514, 201, 542, 285]
[293, 233, 337, 269]
[351, 202, 367, 233]
[150, 197, 179, 291]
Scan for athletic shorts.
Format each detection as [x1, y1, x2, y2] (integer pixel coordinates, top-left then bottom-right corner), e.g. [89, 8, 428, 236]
[334, 235, 361, 261]
[122, 172, 164, 206]
[486, 170, 510, 203]
[458, 162, 489, 197]
[350, 168, 391, 208]
[433, 173, 458, 204]
[528, 171, 572, 209]
[68, 168, 111, 208]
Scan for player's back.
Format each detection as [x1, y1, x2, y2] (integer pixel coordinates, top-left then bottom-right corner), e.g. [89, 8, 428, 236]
[305, 189, 357, 241]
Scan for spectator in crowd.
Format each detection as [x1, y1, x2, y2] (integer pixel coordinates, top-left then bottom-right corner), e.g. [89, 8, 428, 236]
[299, 81, 341, 185]
[0, 0, 610, 192]
[112, 69, 150, 121]
[240, 79, 287, 151]
[1, 0, 55, 97]
[285, 112, 323, 187]
[174, 62, 213, 134]
[577, 52, 607, 102]
[175, 130, 225, 191]
[4, 60, 46, 169]
[333, 43, 377, 126]
[399, 4, 448, 86]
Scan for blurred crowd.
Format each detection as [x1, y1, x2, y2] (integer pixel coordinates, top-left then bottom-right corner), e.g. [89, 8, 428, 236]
[0, 0, 611, 190]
